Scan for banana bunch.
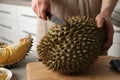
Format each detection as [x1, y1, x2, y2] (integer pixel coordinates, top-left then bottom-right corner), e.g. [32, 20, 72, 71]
[0, 34, 33, 67]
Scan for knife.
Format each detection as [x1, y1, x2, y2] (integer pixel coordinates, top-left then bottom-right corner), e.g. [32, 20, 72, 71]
[46, 11, 66, 25]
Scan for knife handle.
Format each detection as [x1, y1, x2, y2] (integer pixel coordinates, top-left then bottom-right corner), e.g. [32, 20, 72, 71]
[46, 11, 52, 19]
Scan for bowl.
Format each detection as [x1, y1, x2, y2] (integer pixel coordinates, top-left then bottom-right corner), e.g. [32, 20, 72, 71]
[0, 68, 12, 80]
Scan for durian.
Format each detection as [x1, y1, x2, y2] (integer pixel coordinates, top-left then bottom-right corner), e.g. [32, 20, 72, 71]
[37, 16, 106, 74]
[0, 42, 7, 48]
[0, 34, 33, 67]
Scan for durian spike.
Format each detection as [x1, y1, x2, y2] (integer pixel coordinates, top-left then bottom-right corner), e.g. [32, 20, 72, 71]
[0, 34, 33, 67]
[0, 42, 8, 48]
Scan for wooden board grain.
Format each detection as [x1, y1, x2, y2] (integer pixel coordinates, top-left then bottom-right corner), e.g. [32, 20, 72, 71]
[26, 56, 120, 80]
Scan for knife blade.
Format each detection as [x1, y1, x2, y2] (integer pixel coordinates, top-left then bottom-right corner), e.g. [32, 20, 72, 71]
[46, 11, 65, 25]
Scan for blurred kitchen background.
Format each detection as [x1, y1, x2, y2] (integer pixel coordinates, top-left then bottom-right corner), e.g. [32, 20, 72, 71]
[0, 1, 38, 80]
[0, 0, 120, 57]
[0, 0, 37, 52]
[108, 0, 120, 57]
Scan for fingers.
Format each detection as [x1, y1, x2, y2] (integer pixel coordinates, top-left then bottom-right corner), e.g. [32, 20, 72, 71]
[37, 4, 41, 18]
[95, 14, 105, 28]
[40, 4, 48, 20]
[32, 2, 41, 18]
[32, 3, 38, 15]
[31, 0, 50, 20]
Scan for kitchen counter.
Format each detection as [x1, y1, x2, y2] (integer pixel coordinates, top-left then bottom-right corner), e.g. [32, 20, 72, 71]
[0, 0, 31, 6]
[9, 51, 39, 80]
[26, 56, 120, 80]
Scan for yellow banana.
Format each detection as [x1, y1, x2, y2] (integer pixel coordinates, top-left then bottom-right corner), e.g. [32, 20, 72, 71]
[0, 34, 33, 67]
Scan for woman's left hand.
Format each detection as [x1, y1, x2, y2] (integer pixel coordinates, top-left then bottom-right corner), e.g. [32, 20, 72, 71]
[95, 13, 114, 55]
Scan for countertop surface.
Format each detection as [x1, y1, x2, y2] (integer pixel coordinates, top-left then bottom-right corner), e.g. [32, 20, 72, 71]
[0, 0, 31, 6]
[9, 51, 38, 80]
[26, 56, 120, 80]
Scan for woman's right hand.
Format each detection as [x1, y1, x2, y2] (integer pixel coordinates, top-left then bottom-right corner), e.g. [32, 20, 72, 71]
[32, 0, 50, 20]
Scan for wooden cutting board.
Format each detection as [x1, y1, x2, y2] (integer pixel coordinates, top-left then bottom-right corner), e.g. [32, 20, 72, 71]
[26, 56, 120, 80]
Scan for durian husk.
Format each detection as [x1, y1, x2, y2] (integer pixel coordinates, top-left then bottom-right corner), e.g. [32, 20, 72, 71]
[37, 16, 106, 74]
[0, 34, 33, 67]
[0, 42, 8, 48]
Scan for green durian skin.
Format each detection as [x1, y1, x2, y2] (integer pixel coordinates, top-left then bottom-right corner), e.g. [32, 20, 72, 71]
[37, 16, 106, 74]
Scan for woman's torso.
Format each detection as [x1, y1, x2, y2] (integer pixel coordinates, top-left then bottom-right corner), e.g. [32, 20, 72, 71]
[51, 0, 102, 18]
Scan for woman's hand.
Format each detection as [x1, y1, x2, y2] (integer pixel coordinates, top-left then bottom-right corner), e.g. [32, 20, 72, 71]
[95, 12, 114, 55]
[32, 0, 50, 20]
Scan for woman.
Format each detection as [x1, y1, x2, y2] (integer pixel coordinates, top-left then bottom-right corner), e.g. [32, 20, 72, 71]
[32, 0, 118, 54]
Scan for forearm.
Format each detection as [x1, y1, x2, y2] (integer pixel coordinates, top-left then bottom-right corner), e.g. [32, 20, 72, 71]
[100, 0, 118, 16]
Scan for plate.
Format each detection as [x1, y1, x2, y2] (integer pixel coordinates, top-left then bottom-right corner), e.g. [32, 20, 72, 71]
[0, 68, 12, 80]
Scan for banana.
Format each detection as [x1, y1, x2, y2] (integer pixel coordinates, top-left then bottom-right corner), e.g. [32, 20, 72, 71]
[0, 34, 33, 67]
